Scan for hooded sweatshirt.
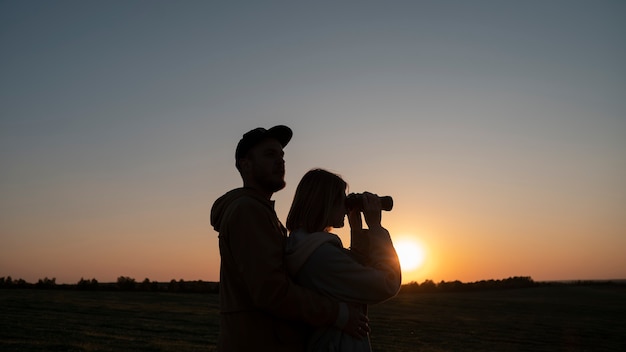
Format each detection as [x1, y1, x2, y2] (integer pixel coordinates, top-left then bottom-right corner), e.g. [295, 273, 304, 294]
[211, 187, 346, 351]
[285, 227, 402, 352]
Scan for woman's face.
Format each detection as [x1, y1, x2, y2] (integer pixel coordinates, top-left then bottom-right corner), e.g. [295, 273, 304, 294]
[329, 193, 347, 229]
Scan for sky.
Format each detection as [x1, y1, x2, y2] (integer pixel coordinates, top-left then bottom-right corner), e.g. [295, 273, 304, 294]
[1, 0, 625, 285]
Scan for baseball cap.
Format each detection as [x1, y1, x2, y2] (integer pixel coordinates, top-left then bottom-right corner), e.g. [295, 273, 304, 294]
[235, 125, 293, 161]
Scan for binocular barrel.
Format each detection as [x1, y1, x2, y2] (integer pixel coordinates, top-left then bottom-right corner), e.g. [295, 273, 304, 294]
[346, 193, 393, 211]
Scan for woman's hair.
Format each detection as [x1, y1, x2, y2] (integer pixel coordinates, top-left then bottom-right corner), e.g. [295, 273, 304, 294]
[286, 168, 347, 233]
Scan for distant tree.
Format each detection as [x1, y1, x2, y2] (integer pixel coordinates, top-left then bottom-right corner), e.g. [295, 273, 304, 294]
[502, 276, 534, 289]
[15, 278, 28, 288]
[421, 279, 437, 292]
[35, 277, 56, 289]
[474, 279, 493, 290]
[116, 276, 136, 291]
[439, 280, 464, 292]
[399, 281, 420, 294]
[168, 279, 180, 292]
[139, 278, 156, 291]
[77, 277, 99, 291]
[139, 278, 149, 290]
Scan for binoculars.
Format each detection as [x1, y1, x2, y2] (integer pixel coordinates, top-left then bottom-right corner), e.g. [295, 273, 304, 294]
[346, 193, 393, 211]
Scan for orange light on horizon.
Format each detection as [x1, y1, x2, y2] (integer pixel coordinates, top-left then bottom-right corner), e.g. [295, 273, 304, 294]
[393, 235, 428, 283]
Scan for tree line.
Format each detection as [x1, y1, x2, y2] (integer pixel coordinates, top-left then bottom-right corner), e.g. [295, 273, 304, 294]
[0, 276, 219, 293]
[1, 275, 622, 294]
[399, 276, 539, 294]
[399, 276, 625, 293]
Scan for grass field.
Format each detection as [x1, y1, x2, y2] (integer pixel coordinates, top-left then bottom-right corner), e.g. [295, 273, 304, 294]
[1, 285, 625, 351]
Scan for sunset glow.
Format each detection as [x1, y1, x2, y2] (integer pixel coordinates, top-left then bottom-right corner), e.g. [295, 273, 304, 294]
[394, 238, 426, 272]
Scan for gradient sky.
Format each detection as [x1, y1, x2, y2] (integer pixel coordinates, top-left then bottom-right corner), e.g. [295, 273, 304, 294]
[2, 0, 625, 285]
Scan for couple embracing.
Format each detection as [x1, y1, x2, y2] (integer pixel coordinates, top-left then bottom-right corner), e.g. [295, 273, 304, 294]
[210, 125, 401, 352]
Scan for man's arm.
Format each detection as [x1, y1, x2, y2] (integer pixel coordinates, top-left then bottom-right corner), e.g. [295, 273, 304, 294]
[227, 198, 343, 326]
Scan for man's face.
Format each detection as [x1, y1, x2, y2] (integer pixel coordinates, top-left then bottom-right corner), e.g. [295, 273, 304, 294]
[243, 138, 286, 193]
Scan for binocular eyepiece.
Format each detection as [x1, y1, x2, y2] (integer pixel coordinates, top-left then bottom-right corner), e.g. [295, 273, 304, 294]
[346, 193, 393, 211]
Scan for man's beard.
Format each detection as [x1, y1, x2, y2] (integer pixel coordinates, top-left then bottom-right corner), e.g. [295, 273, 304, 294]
[263, 178, 286, 193]
[254, 171, 286, 193]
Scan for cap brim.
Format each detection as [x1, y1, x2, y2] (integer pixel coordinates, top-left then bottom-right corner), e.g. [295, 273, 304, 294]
[266, 125, 292, 148]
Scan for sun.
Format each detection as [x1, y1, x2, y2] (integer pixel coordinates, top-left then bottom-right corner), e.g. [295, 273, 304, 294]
[394, 238, 426, 271]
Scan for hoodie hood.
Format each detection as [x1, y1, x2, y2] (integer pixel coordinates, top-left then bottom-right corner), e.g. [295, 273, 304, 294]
[285, 229, 342, 276]
[210, 187, 272, 232]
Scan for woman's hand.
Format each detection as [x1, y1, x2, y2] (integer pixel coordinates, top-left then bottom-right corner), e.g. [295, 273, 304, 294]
[342, 303, 370, 339]
[361, 192, 382, 229]
[347, 207, 362, 231]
